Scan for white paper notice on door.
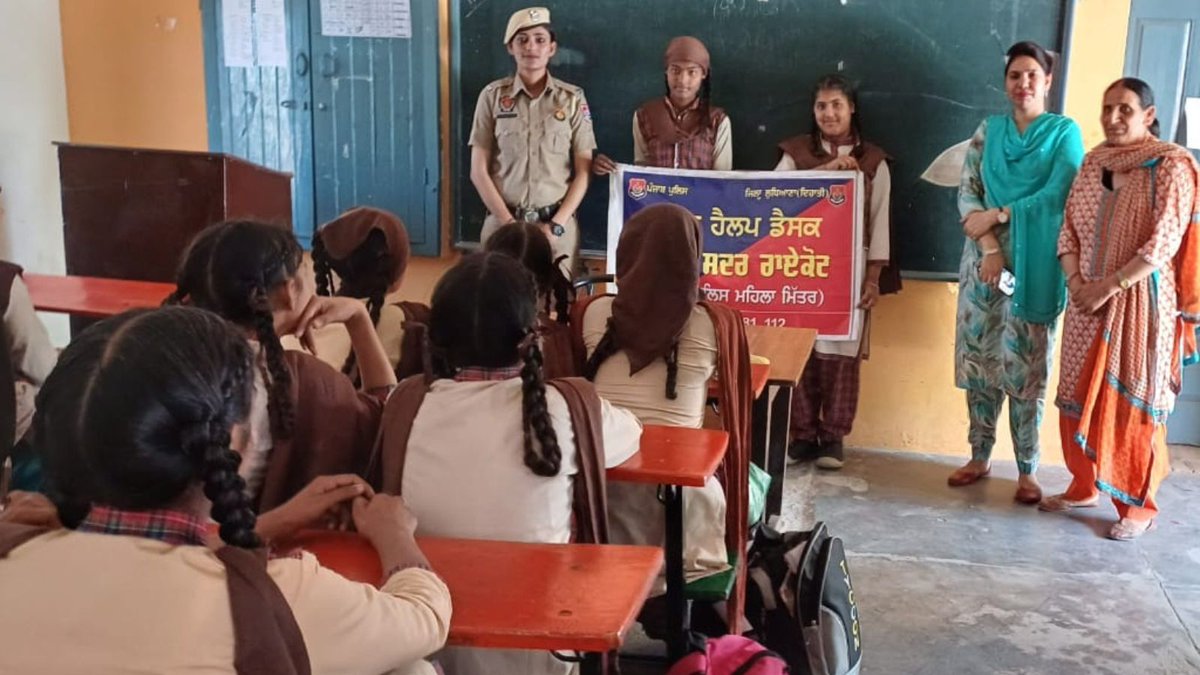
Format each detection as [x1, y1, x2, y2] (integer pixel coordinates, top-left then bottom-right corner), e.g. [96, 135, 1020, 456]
[1186, 98, 1200, 150]
[321, 0, 412, 39]
[222, 0, 255, 67]
[255, 0, 289, 67]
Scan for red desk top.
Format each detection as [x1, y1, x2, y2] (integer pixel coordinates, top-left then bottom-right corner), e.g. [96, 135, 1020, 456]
[286, 531, 663, 653]
[606, 424, 728, 488]
[706, 362, 771, 401]
[25, 273, 174, 318]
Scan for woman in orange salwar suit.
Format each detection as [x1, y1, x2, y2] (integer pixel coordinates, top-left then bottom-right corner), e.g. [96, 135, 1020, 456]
[1045, 78, 1200, 540]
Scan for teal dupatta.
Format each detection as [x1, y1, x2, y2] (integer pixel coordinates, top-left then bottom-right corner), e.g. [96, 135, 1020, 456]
[981, 113, 1084, 324]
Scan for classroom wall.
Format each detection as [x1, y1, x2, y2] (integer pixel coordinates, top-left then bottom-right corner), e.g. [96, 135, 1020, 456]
[57, 0, 1131, 464]
[0, 0, 72, 343]
[59, 0, 208, 151]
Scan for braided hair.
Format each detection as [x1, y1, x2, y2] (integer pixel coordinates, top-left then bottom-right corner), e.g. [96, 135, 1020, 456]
[35, 307, 260, 548]
[483, 221, 574, 323]
[583, 319, 681, 400]
[167, 221, 303, 439]
[428, 252, 561, 476]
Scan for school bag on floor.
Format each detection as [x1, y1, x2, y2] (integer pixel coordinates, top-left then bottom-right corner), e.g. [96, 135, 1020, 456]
[743, 523, 862, 675]
[666, 635, 789, 675]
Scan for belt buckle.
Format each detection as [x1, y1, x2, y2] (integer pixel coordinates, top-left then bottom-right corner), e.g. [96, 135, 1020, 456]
[521, 210, 539, 224]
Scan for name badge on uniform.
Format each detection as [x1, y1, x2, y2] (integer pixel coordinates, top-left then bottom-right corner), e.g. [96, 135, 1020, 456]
[496, 96, 518, 119]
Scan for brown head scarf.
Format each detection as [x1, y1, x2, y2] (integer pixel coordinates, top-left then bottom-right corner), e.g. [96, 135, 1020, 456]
[316, 206, 411, 285]
[663, 36, 710, 74]
[612, 203, 702, 374]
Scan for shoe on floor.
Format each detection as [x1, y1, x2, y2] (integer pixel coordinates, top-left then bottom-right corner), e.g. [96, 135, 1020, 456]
[947, 464, 991, 487]
[815, 440, 844, 470]
[1014, 485, 1043, 505]
[788, 438, 819, 463]
[1108, 517, 1156, 541]
[1037, 493, 1100, 513]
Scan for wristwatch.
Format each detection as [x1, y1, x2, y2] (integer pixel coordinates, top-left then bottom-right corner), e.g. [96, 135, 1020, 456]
[995, 208, 1010, 225]
[549, 221, 566, 237]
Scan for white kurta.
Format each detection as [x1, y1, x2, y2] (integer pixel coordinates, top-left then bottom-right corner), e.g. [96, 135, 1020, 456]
[775, 141, 891, 357]
[402, 377, 641, 675]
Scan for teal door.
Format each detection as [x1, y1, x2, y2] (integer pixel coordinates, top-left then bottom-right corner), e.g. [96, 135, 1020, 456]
[308, 0, 440, 255]
[1124, 0, 1200, 443]
[202, 0, 440, 254]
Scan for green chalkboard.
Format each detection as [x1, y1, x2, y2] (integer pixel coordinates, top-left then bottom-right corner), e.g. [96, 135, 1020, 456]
[452, 0, 1066, 276]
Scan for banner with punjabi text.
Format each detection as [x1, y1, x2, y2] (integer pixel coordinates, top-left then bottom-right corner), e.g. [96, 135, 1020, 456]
[607, 165, 863, 341]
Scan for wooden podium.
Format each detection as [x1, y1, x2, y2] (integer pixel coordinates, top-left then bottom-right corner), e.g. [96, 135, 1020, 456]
[56, 143, 292, 283]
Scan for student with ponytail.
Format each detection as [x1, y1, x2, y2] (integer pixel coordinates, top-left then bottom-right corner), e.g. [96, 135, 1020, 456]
[371, 251, 641, 675]
[484, 221, 579, 378]
[309, 206, 430, 380]
[0, 307, 449, 674]
[168, 220, 396, 512]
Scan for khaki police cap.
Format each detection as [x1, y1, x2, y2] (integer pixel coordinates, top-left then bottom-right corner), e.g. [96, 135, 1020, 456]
[504, 7, 551, 44]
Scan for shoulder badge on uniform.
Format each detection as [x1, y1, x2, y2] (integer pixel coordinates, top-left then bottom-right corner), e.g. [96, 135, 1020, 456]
[580, 102, 592, 123]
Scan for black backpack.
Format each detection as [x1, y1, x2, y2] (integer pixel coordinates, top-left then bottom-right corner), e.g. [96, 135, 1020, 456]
[743, 523, 862, 675]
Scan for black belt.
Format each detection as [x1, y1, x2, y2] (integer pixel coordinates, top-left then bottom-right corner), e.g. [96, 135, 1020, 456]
[510, 202, 562, 224]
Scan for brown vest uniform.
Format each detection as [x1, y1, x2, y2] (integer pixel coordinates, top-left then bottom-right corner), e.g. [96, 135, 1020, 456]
[636, 98, 727, 170]
[777, 135, 900, 295]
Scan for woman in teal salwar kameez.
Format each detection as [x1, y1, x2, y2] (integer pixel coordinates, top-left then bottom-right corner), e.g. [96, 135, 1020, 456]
[948, 41, 1085, 503]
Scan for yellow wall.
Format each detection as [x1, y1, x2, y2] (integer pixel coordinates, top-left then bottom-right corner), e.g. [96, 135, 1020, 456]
[57, 0, 1133, 466]
[1063, 0, 1132, 150]
[59, 0, 207, 151]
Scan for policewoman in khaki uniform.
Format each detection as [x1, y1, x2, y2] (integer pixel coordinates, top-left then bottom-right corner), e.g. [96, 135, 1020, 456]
[469, 7, 596, 277]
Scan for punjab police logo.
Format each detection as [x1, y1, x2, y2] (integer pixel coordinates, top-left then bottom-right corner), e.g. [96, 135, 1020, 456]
[628, 178, 648, 200]
[828, 184, 847, 206]
[499, 96, 516, 113]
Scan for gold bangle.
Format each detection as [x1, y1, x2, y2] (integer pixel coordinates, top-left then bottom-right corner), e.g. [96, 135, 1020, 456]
[981, 247, 1001, 256]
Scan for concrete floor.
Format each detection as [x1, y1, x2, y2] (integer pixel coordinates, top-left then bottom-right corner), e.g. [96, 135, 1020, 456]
[775, 447, 1200, 675]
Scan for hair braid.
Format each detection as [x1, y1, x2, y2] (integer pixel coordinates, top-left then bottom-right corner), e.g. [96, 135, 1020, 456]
[665, 343, 680, 400]
[190, 420, 261, 548]
[519, 338, 561, 477]
[583, 320, 621, 381]
[312, 237, 335, 298]
[249, 295, 294, 439]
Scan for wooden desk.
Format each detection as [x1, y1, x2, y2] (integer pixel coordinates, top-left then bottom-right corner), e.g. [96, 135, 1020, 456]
[706, 362, 770, 401]
[25, 273, 174, 318]
[286, 531, 663, 654]
[746, 324, 816, 386]
[744, 325, 818, 522]
[607, 424, 728, 487]
[606, 424, 728, 661]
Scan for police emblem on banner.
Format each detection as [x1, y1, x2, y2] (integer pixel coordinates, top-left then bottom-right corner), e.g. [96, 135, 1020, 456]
[628, 178, 648, 200]
[828, 184, 847, 206]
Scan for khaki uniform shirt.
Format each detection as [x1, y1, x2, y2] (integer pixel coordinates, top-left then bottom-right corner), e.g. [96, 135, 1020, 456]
[469, 73, 596, 209]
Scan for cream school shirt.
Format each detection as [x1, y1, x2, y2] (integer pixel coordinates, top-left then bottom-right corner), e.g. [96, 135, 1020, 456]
[281, 302, 408, 373]
[580, 300, 729, 584]
[402, 377, 641, 544]
[0, 529, 451, 675]
[401, 377, 640, 675]
[6, 277, 57, 443]
[775, 141, 892, 356]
